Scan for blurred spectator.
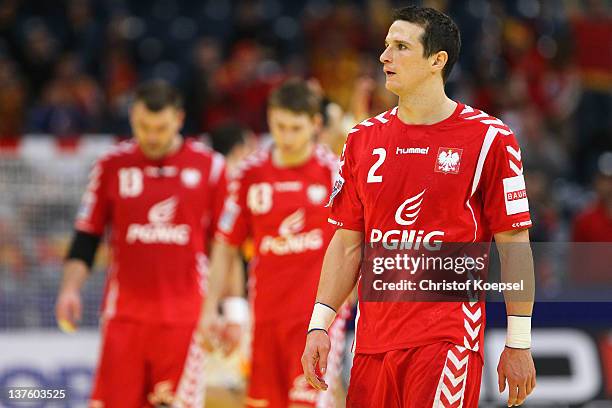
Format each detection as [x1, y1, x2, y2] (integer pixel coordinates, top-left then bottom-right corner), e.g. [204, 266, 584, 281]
[209, 122, 257, 172]
[0, 57, 27, 136]
[63, 0, 102, 76]
[570, 0, 612, 182]
[26, 54, 102, 135]
[20, 20, 60, 99]
[572, 152, 612, 242]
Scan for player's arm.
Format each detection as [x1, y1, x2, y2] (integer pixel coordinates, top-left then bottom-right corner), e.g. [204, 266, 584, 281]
[197, 239, 248, 354]
[56, 159, 109, 332]
[494, 228, 536, 407]
[302, 228, 363, 390]
[56, 231, 102, 332]
[198, 166, 250, 353]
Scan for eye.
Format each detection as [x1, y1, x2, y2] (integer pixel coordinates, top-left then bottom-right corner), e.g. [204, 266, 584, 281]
[398, 43, 407, 50]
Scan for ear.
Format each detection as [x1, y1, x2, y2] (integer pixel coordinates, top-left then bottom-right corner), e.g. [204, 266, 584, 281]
[312, 113, 323, 132]
[431, 50, 448, 75]
[176, 109, 186, 126]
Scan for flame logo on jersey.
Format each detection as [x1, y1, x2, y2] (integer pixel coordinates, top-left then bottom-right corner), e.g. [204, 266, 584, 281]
[436, 147, 463, 174]
[126, 196, 191, 245]
[394, 189, 426, 226]
[278, 209, 305, 236]
[260, 208, 323, 256]
[371, 189, 444, 251]
[148, 196, 177, 224]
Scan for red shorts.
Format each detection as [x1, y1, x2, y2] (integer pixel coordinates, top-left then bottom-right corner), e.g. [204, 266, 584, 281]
[90, 318, 205, 408]
[347, 342, 483, 408]
[246, 312, 347, 408]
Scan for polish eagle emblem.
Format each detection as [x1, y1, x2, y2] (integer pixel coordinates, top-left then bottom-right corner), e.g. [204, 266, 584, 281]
[435, 147, 463, 174]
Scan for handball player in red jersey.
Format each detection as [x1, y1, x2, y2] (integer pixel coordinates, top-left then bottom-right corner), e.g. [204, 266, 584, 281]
[55, 80, 226, 408]
[197, 80, 348, 408]
[302, 6, 536, 408]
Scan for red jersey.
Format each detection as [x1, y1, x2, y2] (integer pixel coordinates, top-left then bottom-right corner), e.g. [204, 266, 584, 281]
[216, 144, 338, 323]
[328, 103, 532, 355]
[75, 139, 226, 324]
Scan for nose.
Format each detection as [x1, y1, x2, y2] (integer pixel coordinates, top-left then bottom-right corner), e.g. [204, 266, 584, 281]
[380, 46, 391, 64]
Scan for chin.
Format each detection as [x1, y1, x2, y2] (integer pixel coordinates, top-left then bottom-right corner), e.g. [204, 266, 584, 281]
[385, 81, 401, 96]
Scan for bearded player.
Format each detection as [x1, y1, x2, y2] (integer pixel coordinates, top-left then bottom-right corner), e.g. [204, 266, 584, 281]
[197, 79, 348, 408]
[55, 80, 225, 408]
[302, 6, 536, 408]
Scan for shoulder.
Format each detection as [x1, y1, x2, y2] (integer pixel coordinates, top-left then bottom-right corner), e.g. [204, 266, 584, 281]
[456, 104, 514, 139]
[185, 139, 224, 163]
[231, 146, 271, 180]
[95, 139, 139, 171]
[313, 144, 339, 172]
[346, 107, 398, 139]
[342, 107, 398, 157]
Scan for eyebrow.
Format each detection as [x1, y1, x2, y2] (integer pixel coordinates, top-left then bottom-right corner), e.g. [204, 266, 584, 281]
[384, 38, 412, 46]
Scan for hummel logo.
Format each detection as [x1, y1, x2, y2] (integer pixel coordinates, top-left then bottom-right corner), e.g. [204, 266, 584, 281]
[396, 146, 429, 155]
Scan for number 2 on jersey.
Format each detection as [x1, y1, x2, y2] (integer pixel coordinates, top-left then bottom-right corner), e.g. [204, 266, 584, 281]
[367, 148, 386, 183]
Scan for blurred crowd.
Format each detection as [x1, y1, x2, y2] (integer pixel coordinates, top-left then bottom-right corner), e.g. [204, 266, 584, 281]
[0, 0, 611, 280]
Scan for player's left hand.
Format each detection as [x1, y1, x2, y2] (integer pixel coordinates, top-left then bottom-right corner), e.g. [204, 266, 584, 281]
[220, 322, 242, 356]
[301, 330, 330, 391]
[497, 346, 536, 406]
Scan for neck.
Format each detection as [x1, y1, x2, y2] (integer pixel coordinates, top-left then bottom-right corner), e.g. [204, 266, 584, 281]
[167, 135, 182, 155]
[273, 142, 314, 168]
[397, 80, 457, 125]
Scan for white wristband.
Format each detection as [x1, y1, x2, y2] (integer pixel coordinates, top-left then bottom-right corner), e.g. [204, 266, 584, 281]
[308, 302, 337, 333]
[506, 316, 531, 349]
[222, 297, 249, 325]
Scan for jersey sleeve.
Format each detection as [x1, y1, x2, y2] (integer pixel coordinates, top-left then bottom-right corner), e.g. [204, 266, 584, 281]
[327, 136, 365, 232]
[480, 132, 533, 234]
[207, 153, 227, 244]
[75, 158, 112, 236]
[215, 168, 250, 247]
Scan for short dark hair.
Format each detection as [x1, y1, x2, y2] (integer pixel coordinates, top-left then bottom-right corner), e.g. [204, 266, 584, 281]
[268, 79, 321, 117]
[209, 123, 248, 156]
[392, 5, 461, 82]
[134, 79, 183, 111]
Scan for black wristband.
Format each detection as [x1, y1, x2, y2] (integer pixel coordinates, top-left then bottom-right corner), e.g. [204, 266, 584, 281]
[66, 230, 101, 269]
[504, 345, 531, 350]
[307, 328, 328, 335]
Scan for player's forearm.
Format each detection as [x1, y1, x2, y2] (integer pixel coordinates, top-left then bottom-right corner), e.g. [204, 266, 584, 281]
[224, 256, 245, 297]
[60, 260, 89, 292]
[497, 233, 535, 316]
[315, 229, 363, 311]
[201, 240, 239, 314]
[495, 229, 535, 349]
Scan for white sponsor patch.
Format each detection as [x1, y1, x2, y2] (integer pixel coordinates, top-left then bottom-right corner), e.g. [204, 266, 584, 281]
[503, 175, 529, 215]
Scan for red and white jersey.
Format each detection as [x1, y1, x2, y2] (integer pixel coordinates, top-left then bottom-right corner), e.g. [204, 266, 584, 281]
[216, 144, 338, 323]
[329, 102, 532, 355]
[75, 139, 226, 324]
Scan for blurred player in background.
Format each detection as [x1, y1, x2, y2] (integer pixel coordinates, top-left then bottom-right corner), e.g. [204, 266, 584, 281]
[198, 79, 348, 408]
[55, 80, 226, 408]
[303, 5, 536, 407]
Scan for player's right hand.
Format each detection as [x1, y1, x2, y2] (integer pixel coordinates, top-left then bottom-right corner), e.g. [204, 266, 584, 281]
[196, 309, 224, 352]
[301, 330, 330, 391]
[55, 288, 82, 332]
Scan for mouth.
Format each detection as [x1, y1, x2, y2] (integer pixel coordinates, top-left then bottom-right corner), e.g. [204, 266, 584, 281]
[384, 68, 396, 77]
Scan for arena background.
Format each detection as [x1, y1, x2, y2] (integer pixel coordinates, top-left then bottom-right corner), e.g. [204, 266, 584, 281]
[0, 0, 611, 407]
